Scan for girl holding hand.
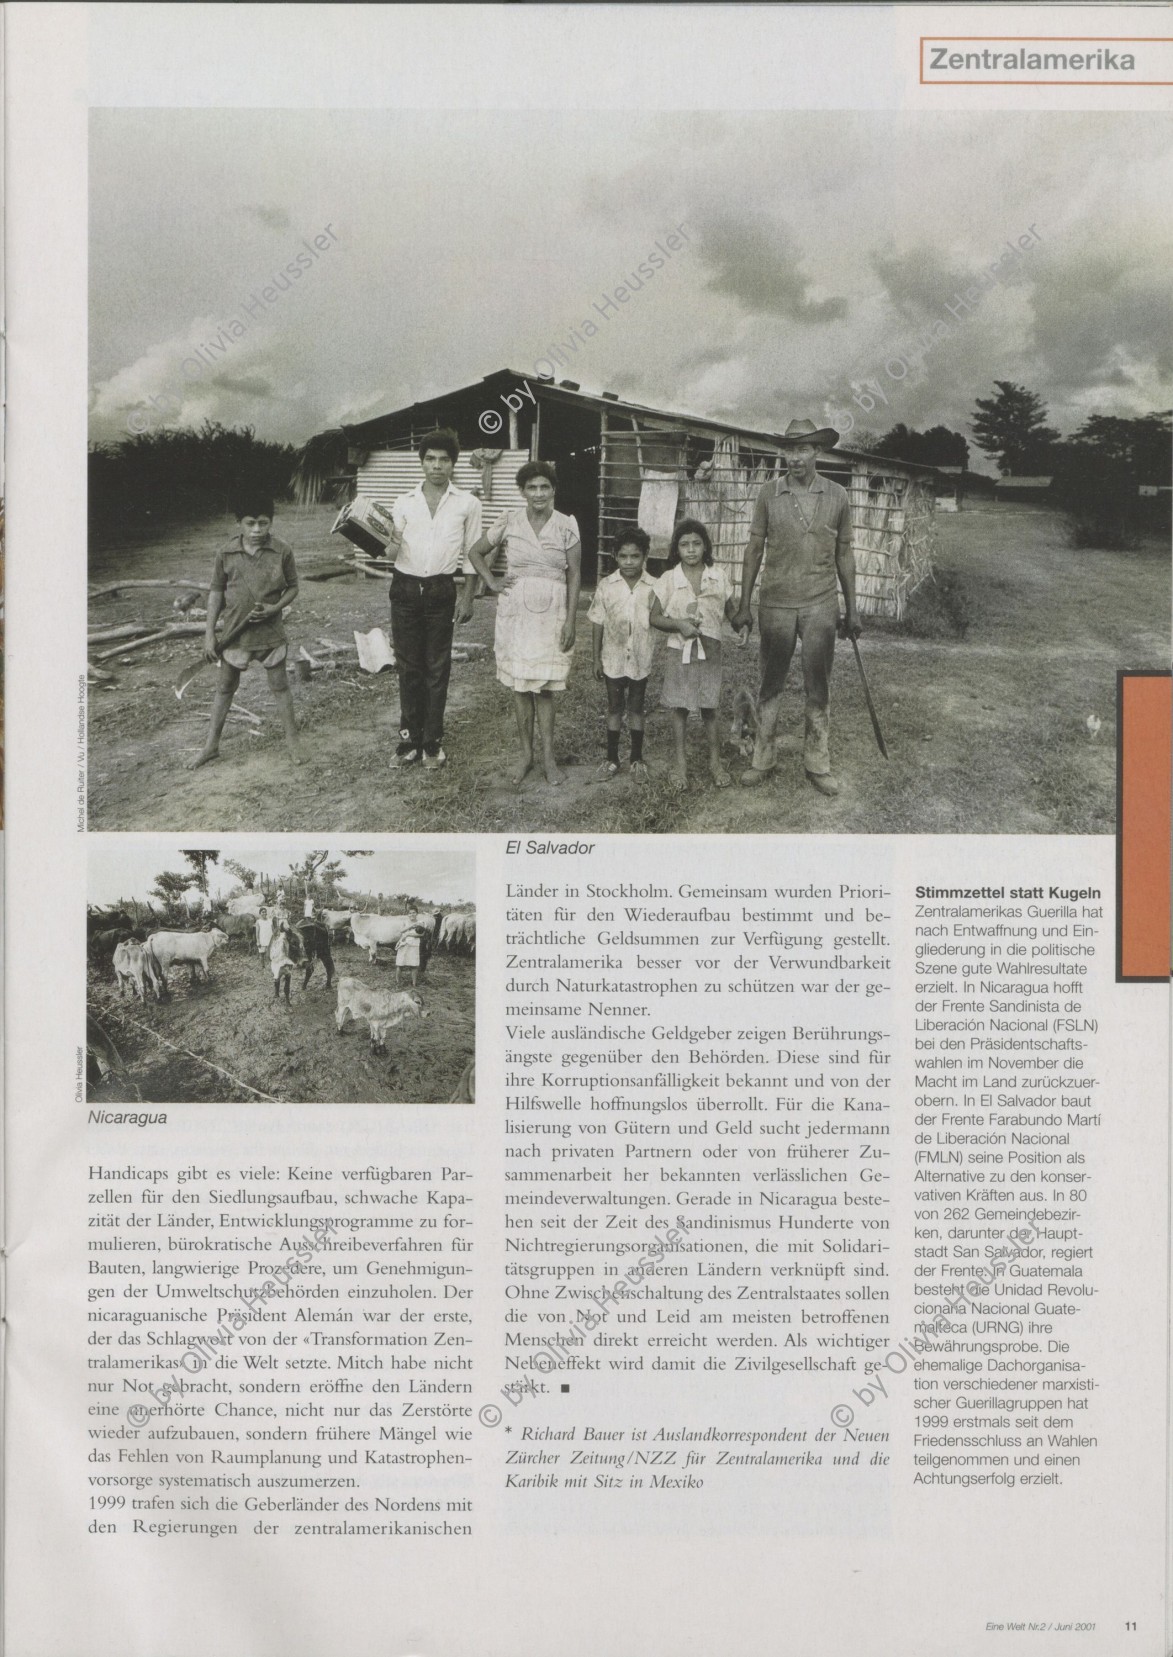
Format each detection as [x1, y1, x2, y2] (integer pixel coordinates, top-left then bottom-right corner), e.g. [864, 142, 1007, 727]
[650, 517, 744, 791]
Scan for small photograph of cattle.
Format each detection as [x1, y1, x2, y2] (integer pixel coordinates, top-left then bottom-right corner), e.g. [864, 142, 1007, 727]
[86, 846, 475, 1105]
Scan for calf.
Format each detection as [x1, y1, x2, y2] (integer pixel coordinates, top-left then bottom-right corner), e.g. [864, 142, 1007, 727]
[334, 976, 427, 1053]
[144, 928, 228, 992]
[112, 939, 163, 1003]
[90, 926, 132, 961]
[269, 925, 298, 1005]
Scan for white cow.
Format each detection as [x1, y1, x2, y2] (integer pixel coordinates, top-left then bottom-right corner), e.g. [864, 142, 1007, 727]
[349, 911, 436, 967]
[321, 907, 356, 939]
[145, 928, 228, 992]
[113, 940, 164, 1002]
[228, 892, 266, 919]
[439, 911, 475, 952]
[335, 977, 428, 1052]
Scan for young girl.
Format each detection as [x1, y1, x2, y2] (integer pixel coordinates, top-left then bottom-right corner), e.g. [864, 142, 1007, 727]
[589, 526, 656, 778]
[650, 518, 743, 790]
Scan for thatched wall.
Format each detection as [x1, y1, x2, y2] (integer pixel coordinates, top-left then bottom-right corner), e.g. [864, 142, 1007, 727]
[600, 421, 938, 618]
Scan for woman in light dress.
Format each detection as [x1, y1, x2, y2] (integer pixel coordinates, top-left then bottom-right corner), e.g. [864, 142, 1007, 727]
[395, 907, 425, 987]
[466, 461, 581, 787]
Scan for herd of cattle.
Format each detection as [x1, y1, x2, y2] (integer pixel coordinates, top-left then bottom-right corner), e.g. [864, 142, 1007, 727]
[88, 895, 476, 1057]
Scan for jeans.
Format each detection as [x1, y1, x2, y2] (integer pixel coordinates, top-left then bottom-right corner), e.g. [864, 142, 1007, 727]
[755, 599, 839, 776]
[389, 572, 457, 750]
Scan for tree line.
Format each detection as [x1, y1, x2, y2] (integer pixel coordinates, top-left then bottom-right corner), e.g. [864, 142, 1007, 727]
[89, 423, 296, 538]
[858, 386, 1170, 548]
[93, 851, 462, 927]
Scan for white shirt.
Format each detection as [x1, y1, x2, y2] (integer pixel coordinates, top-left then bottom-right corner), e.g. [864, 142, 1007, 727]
[588, 568, 657, 680]
[653, 562, 732, 650]
[391, 482, 483, 578]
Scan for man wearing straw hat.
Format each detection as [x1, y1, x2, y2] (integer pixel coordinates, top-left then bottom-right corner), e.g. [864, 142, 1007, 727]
[732, 418, 861, 798]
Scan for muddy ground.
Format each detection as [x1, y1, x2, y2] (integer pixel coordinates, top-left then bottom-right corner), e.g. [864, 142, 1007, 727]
[86, 932, 475, 1105]
[87, 502, 1170, 835]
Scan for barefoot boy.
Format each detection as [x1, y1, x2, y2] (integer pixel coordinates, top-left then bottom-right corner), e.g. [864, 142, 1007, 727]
[190, 492, 302, 768]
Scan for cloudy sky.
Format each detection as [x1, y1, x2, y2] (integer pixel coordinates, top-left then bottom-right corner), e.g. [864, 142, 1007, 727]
[90, 109, 1172, 460]
[88, 846, 474, 909]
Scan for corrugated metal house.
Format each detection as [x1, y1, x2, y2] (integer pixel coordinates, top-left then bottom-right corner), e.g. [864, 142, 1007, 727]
[296, 369, 941, 617]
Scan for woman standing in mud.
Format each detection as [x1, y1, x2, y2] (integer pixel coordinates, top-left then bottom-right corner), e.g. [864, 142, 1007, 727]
[465, 461, 581, 787]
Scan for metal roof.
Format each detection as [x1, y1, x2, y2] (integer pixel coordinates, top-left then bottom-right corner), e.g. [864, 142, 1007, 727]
[340, 368, 945, 479]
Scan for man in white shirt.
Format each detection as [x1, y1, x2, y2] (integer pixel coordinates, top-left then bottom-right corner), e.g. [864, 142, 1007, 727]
[387, 429, 483, 769]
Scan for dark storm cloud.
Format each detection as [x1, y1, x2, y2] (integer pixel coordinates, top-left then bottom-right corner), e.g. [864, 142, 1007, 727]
[1028, 252, 1173, 389]
[693, 208, 848, 324]
[88, 111, 1173, 446]
[210, 373, 275, 396]
[871, 244, 973, 320]
[242, 204, 291, 231]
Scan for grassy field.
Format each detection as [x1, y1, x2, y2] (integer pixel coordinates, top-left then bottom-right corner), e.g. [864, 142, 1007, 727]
[86, 931, 475, 1105]
[87, 501, 1170, 835]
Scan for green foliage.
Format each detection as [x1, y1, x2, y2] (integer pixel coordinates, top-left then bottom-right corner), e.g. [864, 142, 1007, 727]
[150, 870, 195, 909]
[1053, 410, 1170, 549]
[897, 569, 971, 639]
[180, 850, 220, 893]
[971, 383, 1060, 474]
[89, 421, 296, 537]
[874, 423, 969, 469]
[1067, 411, 1171, 482]
[1053, 449, 1140, 550]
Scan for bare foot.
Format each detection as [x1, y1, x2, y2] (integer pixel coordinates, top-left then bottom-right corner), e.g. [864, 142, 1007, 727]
[669, 763, 688, 793]
[510, 752, 534, 788]
[710, 761, 732, 788]
[188, 748, 220, 771]
[542, 756, 565, 787]
[286, 742, 304, 768]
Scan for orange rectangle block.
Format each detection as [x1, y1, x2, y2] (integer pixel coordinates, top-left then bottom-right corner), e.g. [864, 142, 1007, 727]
[1117, 671, 1172, 981]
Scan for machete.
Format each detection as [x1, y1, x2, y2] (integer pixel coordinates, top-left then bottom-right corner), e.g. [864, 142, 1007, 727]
[173, 612, 255, 700]
[848, 633, 888, 758]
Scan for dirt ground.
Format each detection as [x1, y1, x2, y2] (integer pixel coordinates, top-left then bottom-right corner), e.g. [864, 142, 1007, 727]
[86, 932, 475, 1105]
[87, 502, 1170, 835]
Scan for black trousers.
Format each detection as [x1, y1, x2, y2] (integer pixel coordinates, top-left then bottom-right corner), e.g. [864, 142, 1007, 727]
[389, 572, 457, 750]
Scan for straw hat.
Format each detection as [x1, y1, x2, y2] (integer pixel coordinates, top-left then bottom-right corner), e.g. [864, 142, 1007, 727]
[779, 418, 839, 449]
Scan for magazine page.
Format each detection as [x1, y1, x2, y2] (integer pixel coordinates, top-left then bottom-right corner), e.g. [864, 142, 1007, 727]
[5, 4, 1171, 1655]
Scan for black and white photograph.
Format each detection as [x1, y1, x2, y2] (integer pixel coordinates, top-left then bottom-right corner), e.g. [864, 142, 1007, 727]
[85, 843, 476, 1105]
[87, 110, 1171, 835]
